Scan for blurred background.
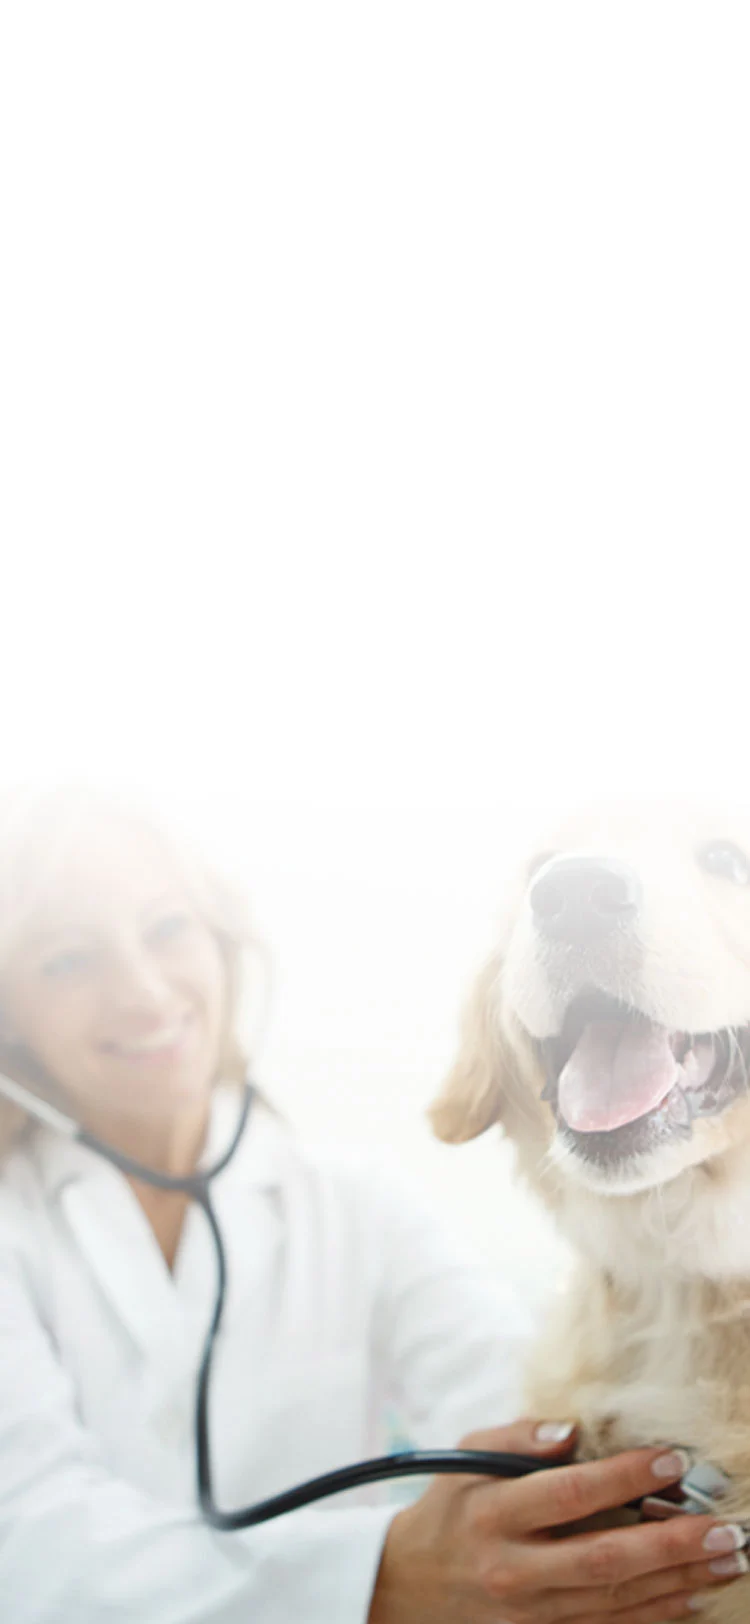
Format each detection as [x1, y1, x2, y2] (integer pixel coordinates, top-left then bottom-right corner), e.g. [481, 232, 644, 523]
[2, 2, 749, 1316]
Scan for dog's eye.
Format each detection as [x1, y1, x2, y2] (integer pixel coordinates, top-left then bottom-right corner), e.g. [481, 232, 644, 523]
[698, 840, 750, 886]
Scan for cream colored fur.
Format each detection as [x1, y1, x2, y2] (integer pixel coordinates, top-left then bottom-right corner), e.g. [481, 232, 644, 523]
[432, 804, 750, 1624]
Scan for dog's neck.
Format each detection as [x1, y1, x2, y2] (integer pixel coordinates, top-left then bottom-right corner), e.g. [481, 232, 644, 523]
[557, 1149, 750, 1286]
[528, 1189, 750, 1473]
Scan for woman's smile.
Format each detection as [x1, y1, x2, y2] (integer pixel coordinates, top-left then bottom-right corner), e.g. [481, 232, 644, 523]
[100, 1010, 197, 1063]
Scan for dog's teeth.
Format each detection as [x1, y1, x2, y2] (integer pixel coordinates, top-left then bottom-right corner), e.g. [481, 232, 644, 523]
[672, 1033, 697, 1065]
[668, 1086, 695, 1134]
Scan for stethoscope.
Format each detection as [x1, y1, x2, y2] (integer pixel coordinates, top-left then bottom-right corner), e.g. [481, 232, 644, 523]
[0, 1068, 689, 1528]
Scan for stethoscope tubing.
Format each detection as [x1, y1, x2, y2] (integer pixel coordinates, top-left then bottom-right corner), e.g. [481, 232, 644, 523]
[1, 1072, 644, 1527]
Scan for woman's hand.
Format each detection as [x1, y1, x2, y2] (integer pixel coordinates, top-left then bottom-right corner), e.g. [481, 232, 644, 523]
[368, 1418, 747, 1623]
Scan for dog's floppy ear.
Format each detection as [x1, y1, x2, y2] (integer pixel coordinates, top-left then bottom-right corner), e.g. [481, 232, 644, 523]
[429, 954, 509, 1143]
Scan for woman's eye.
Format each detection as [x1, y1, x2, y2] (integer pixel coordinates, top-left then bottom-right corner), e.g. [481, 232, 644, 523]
[697, 840, 750, 887]
[148, 911, 193, 945]
[42, 947, 94, 978]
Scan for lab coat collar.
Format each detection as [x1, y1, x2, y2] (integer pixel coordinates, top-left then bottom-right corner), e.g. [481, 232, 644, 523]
[29, 1084, 290, 1367]
[30, 1081, 286, 1199]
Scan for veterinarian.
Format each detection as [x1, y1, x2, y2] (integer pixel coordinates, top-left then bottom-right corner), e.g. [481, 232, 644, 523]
[0, 787, 741, 1623]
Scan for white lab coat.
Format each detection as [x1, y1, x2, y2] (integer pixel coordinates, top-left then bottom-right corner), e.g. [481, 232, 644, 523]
[0, 1084, 533, 1623]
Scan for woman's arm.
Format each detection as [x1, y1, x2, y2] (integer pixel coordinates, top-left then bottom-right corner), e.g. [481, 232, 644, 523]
[0, 1235, 395, 1624]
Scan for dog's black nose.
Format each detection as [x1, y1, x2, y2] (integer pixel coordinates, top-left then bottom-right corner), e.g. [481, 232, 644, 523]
[530, 856, 642, 944]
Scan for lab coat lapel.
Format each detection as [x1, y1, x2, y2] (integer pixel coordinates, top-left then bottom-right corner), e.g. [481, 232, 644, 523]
[58, 1165, 186, 1362]
[32, 1085, 286, 1367]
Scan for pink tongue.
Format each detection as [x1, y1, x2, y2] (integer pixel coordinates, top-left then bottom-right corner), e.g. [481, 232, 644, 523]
[558, 1020, 680, 1133]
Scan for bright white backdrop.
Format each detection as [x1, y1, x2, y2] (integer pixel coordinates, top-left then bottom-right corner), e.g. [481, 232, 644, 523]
[2, 4, 750, 1314]
[190, 796, 573, 1310]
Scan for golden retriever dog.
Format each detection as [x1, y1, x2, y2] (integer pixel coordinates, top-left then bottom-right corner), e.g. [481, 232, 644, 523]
[431, 802, 750, 1624]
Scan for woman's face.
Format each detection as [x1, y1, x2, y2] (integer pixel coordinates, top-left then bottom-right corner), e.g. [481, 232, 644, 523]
[0, 823, 227, 1124]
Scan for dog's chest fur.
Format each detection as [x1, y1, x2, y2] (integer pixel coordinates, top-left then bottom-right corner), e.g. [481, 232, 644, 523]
[524, 1264, 750, 1622]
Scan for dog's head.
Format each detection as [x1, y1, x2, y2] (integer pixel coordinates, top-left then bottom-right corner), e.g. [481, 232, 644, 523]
[432, 803, 750, 1208]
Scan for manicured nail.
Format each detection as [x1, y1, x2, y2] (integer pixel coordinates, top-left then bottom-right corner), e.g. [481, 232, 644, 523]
[534, 1422, 576, 1443]
[687, 1597, 711, 1611]
[652, 1449, 692, 1479]
[709, 1551, 750, 1578]
[703, 1524, 748, 1554]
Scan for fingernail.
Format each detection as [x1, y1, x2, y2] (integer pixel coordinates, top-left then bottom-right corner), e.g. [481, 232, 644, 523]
[534, 1422, 576, 1443]
[703, 1524, 748, 1554]
[709, 1551, 750, 1578]
[687, 1597, 711, 1612]
[652, 1449, 692, 1479]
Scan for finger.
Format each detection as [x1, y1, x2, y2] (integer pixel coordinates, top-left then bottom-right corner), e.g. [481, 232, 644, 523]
[499, 1446, 692, 1533]
[608, 1555, 746, 1607]
[540, 1560, 738, 1617]
[587, 1595, 708, 1623]
[511, 1513, 732, 1591]
[528, 1584, 709, 1624]
[459, 1415, 578, 1461]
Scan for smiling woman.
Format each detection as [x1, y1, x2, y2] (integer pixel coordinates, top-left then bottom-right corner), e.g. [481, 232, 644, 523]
[0, 787, 261, 1270]
[0, 786, 250, 1160]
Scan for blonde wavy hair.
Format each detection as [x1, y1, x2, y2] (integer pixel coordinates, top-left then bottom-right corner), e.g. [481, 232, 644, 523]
[0, 785, 260, 1162]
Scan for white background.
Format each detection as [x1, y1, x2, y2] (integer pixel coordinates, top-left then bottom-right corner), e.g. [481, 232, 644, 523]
[2, 3, 750, 1312]
[196, 796, 573, 1309]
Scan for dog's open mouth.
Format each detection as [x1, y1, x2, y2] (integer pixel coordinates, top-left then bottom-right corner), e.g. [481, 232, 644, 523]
[540, 991, 750, 1166]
